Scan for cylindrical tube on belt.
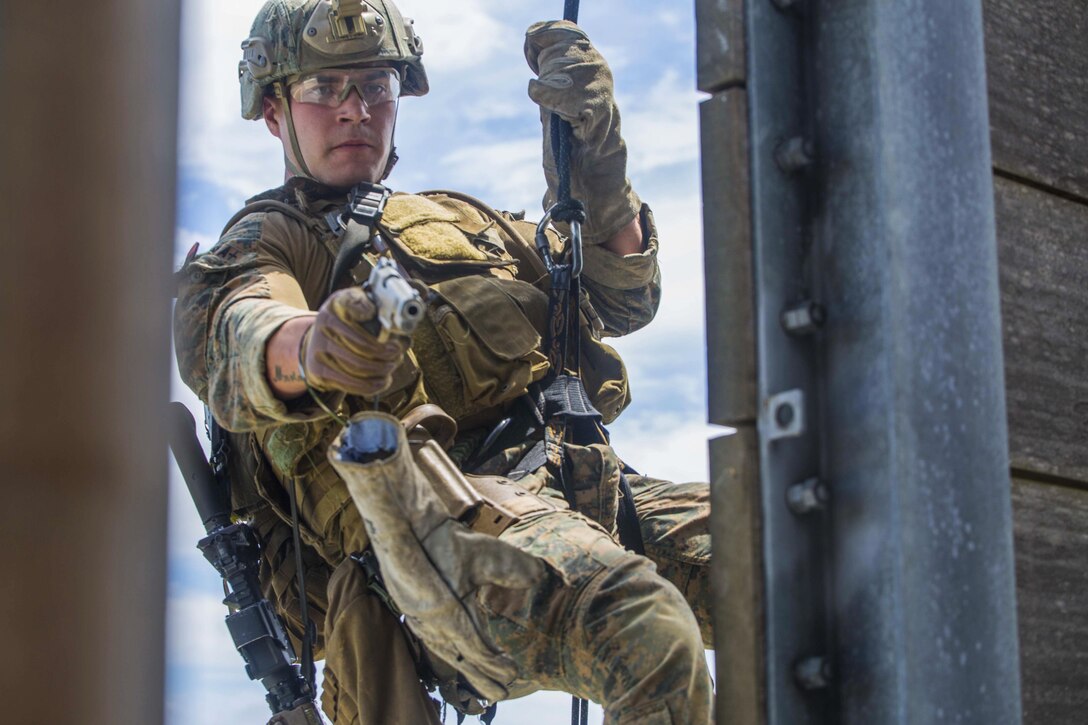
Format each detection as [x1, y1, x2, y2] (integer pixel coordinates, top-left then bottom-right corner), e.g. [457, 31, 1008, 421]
[413, 438, 483, 524]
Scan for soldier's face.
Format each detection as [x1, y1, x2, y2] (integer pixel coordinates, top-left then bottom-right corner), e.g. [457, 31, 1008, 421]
[263, 83, 397, 188]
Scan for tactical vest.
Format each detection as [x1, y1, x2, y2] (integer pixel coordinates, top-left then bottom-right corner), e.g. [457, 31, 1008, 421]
[205, 184, 632, 649]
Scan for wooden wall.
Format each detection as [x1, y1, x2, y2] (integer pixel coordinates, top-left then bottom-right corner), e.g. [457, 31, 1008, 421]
[984, 0, 1088, 720]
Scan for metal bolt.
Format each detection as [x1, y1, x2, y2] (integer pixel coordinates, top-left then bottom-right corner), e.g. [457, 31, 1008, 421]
[781, 300, 826, 335]
[771, 0, 806, 12]
[786, 478, 829, 515]
[307, 27, 317, 36]
[375, 15, 384, 25]
[794, 656, 832, 690]
[775, 136, 815, 173]
[775, 402, 795, 429]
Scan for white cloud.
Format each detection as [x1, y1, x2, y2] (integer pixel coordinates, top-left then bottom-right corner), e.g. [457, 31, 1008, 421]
[178, 0, 288, 202]
[610, 415, 715, 483]
[174, 227, 217, 267]
[167, 592, 240, 667]
[437, 136, 544, 211]
[619, 69, 703, 176]
[398, 0, 511, 73]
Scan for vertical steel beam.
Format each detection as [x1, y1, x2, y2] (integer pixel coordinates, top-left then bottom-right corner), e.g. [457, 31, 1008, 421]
[700, 0, 1022, 722]
[812, 1, 1022, 721]
[0, 1, 179, 723]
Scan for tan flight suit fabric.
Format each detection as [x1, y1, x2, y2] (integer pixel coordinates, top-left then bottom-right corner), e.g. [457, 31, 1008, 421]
[322, 558, 444, 724]
[174, 178, 712, 723]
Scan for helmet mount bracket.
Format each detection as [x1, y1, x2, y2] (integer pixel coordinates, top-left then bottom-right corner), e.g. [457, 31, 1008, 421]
[304, 0, 386, 54]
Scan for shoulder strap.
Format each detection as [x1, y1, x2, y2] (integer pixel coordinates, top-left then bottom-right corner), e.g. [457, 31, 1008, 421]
[219, 198, 341, 261]
[219, 199, 319, 238]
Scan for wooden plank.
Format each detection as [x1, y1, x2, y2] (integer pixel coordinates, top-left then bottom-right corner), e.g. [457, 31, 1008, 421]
[710, 429, 765, 725]
[995, 176, 1088, 483]
[700, 89, 758, 426]
[1012, 478, 1088, 723]
[695, 0, 746, 93]
[984, 0, 1088, 200]
[0, 1, 177, 722]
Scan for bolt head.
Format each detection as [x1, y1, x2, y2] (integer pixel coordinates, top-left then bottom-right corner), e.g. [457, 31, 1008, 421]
[775, 402, 796, 428]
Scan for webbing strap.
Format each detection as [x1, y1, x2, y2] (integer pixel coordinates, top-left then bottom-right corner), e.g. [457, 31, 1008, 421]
[218, 199, 322, 239]
[541, 374, 600, 422]
[288, 475, 318, 700]
[327, 183, 391, 295]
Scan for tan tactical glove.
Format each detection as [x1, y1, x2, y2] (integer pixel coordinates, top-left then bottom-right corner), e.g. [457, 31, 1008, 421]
[525, 20, 641, 246]
[301, 287, 409, 397]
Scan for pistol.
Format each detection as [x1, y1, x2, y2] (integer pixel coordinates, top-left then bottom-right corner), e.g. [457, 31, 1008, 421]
[365, 257, 426, 341]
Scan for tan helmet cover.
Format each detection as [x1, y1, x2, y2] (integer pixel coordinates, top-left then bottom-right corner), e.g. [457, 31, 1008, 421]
[239, 0, 428, 120]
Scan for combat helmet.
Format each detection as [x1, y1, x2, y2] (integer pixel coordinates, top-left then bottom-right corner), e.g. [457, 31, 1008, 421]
[239, 0, 428, 178]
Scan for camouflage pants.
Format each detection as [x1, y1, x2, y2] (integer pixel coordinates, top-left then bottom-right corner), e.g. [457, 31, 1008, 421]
[320, 472, 713, 724]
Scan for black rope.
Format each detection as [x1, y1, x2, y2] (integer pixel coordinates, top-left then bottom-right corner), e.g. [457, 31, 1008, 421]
[551, 112, 573, 205]
[551, 198, 586, 225]
[550, 1, 580, 211]
[553, 5, 596, 725]
[564, 0, 580, 23]
[569, 695, 589, 725]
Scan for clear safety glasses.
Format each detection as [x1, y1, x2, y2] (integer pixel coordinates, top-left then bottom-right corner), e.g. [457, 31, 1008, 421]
[288, 67, 402, 109]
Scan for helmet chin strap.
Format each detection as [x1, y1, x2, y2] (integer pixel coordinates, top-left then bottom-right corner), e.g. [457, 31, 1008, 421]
[381, 146, 399, 180]
[381, 109, 401, 180]
[275, 81, 316, 181]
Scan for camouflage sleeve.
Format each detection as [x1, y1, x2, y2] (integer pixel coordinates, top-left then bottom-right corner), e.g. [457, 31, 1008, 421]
[174, 212, 328, 432]
[579, 203, 662, 337]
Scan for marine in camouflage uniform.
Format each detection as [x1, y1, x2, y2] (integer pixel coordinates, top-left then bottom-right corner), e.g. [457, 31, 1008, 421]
[174, 1, 713, 722]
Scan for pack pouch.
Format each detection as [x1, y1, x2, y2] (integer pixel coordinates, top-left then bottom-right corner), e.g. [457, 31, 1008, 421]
[379, 193, 517, 283]
[413, 275, 550, 421]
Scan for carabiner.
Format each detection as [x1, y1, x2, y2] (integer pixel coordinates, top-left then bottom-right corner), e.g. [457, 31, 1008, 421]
[535, 204, 584, 279]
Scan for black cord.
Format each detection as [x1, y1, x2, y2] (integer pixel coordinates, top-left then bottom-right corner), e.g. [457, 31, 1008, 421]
[559, 6, 592, 725]
[549, 1, 580, 214]
[564, 0, 580, 22]
[288, 478, 317, 698]
[570, 696, 589, 725]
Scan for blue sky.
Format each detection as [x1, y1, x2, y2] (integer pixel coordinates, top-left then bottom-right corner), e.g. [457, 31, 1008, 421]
[168, 1, 713, 722]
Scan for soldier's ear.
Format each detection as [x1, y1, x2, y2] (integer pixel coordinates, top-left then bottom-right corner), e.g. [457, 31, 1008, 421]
[262, 96, 283, 139]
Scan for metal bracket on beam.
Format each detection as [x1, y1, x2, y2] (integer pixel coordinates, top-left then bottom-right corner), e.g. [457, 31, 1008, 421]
[762, 389, 805, 441]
